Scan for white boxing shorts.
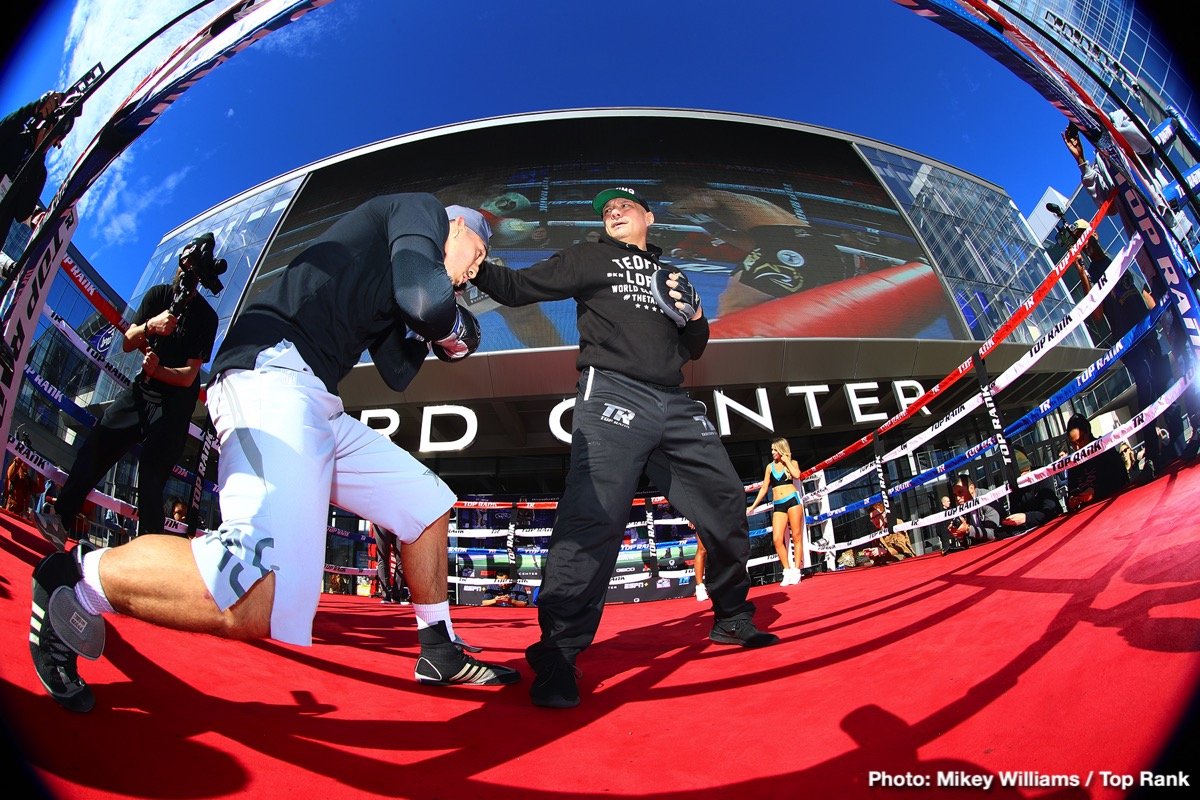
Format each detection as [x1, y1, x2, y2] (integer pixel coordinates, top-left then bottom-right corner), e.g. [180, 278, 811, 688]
[192, 341, 455, 645]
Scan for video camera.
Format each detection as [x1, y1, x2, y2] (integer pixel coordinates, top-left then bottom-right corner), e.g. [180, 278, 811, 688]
[172, 232, 227, 314]
[1045, 201, 1074, 250]
[22, 91, 82, 141]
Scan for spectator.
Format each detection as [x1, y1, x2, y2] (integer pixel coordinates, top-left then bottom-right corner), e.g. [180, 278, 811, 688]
[1063, 118, 1200, 454]
[870, 503, 916, 559]
[940, 486, 971, 554]
[4, 456, 44, 519]
[0, 90, 79, 257]
[1000, 449, 1061, 535]
[481, 570, 530, 607]
[1062, 114, 1189, 243]
[1118, 441, 1135, 473]
[1065, 414, 1130, 512]
[1065, 220, 1188, 474]
[963, 478, 1002, 542]
[167, 497, 188, 524]
[35, 234, 221, 548]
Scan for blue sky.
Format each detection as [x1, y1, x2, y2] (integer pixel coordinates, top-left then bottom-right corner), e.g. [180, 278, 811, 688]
[0, 0, 1153, 299]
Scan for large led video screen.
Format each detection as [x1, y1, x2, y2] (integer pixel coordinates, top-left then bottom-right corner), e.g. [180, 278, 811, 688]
[260, 114, 967, 353]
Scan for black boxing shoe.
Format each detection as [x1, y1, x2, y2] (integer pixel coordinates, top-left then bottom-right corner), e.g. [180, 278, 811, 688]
[414, 621, 519, 686]
[30, 552, 98, 712]
[50, 542, 105, 660]
[709, 617, 780, 648]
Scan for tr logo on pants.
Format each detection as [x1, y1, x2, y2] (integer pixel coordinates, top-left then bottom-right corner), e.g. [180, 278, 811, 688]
[601, 403, 635, 428]
[694, 414, 718, 436]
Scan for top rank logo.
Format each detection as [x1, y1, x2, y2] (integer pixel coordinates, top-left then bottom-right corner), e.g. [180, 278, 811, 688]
[601, 403, 635, 428]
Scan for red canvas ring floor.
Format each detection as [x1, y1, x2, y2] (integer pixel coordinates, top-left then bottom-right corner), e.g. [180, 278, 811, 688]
[2, 460, 1198, 799]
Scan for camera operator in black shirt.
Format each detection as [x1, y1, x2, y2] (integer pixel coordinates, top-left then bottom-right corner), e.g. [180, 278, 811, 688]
[1, 91, 79, 254]
[37, 234, 222, 547]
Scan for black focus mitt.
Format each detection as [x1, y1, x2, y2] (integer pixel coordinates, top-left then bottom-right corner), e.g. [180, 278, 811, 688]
[651, 268, 701, 327]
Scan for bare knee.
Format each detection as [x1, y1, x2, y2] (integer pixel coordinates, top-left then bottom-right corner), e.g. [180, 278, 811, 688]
[217, 572, 275, 640]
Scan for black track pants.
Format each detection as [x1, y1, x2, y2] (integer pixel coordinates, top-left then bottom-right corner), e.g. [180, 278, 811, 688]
[529, 368, 754, 662]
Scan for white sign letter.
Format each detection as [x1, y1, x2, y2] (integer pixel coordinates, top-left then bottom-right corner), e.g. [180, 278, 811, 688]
[845, 382, 888, 424]
[419, 405, 478, 452]
[786, 384, 831, 429]
[713, 387, 773, 436]
[549, 397, 575, 445]
[892, 380, 931, 417]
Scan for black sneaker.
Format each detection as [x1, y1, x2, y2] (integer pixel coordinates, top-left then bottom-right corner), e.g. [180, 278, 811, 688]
[413, 622, 520, 686]
[29, 552, 97, 712]
[709, 617, 779, 648]
[526, 647, 580, 709]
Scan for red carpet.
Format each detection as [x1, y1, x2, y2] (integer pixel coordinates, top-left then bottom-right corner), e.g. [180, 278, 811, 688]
[2, 462, 1199, 799]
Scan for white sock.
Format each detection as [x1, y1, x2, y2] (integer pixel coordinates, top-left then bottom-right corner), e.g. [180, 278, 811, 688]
[413, 602, 454, 639]
[74, 548, 115, 616]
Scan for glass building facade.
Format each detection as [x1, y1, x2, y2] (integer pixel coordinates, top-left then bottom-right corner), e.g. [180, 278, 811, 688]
[996, 1, 1194, 127]
[96, 175, 306, 405]
[860, 144, 1089, 348]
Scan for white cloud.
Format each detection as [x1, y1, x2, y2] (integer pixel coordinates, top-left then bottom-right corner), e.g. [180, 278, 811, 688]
[46, 1, 332, 207]
[252, 3, 344, 57]
[49, 1, 214, 188]
[87, 158, 194, 249]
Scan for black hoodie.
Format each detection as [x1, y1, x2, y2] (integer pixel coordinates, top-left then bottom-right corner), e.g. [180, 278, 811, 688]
[472, 233, 709, 387]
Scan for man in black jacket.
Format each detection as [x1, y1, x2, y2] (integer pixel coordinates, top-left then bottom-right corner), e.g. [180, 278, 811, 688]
[0, 91, 76, 273]
[1065, 414, 1130, 511]
[1000, 449, 1061, 536]
[472, 187, 778, 709]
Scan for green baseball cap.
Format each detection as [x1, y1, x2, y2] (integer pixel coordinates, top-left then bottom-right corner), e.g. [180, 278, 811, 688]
[592, 187, 650, 216]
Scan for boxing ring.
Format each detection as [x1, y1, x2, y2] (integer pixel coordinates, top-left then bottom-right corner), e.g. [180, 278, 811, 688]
[2, 0, 1199, 612]
[6, 132, 1198, 607]
[4, 4, 1200, 799]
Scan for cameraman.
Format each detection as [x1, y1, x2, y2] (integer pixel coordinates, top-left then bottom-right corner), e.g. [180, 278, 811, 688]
[38, 234, 220, 547]
[1, 91, 78, 262]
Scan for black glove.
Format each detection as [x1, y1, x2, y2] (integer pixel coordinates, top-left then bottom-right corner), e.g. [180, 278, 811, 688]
[651, 268, 701, 327]
[432, 304, 481, 362]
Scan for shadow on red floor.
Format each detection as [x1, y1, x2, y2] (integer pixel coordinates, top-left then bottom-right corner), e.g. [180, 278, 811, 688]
[2, 460, 1198, 799]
